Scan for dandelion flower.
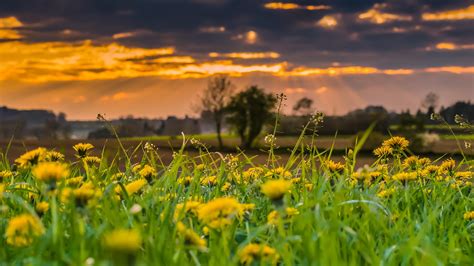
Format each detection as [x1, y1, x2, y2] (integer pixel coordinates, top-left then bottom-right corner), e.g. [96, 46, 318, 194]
[177, 176, 193, 186]
[0, 170, 13, 182]
[373, 146, 393, 157]
[464, 211, 474, 220]
[103, 229, 142, 254]
[176, 222, 207, 251]
[382, 136, 409, 152]
[138, 165, 157, 182]
[267, 210, 280, 226]
[261, 179, 292, 201]
[15, 148, 47, 168]
[238, 243, 279, 265]
[83, 156, 101, 165]
[200, 175, 217, 186]
[35, 201, 49, 215]
[377, 188, 397, 198]
[392, 172, 417, 183]
[174, 200, 202, 220]
[326, 160, 345, 173]
[32, 162, 69, 183]
[197, 197, 245, 229]
[124, 179, 148, 195]
[73, 143, 94, 158]
[5, 214, 45, 247]
[285, 207, 300, 217]
[455, 171, 472, 180]
[45, 151, 65, 162]
[265, 167, 292, 179]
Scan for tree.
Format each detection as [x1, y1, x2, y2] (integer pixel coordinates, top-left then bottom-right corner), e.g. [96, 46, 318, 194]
[198, 75, 234, 149]
[421, 92, 439, 115]
[292, 97, 313, 116]
[226, 86, 277, 148]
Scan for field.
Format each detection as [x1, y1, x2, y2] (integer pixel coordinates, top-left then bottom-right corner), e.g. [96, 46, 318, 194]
[0, 133, 473, 265]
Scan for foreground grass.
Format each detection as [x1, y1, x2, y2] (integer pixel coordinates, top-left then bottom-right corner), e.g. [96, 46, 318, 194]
[0, 133, 472, 265]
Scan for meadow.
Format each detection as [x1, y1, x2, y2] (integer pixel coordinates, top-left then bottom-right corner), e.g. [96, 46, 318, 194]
[0, 128, 473, 265]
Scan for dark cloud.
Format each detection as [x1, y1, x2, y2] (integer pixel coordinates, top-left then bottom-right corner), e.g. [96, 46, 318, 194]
[1, 0, 473, 69]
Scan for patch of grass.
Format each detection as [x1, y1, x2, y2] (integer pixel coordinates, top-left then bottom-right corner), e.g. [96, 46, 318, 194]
[0, 129, 473, 265]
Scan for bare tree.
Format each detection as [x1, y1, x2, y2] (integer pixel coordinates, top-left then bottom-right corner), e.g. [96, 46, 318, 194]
[199, 75, 234, 149]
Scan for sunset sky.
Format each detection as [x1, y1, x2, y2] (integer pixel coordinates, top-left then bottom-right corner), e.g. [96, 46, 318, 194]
[0, 0, 473, 120]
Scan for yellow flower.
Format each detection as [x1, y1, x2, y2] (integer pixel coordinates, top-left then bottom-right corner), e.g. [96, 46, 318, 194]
[195, 164, 205, 171]
[221, 182, 232, 192]
[103, 229, 142, 254]
[200, 175, 217, 186]
[124, 179, 148, 195]
[15, 147, 47, 167]
[197, 197, 245, 229]
[177, 176, 193, 186]
[267, 210, 280, 226]
[0, 170, 13, 182]
[35, 201, 49, 214]
[439, 158, 456, 174]
[463, 211, 474, 220]
[5, 214, 45, 247]
[261, 179, 292, 201]
[83, 156, 101, 165]
[421, 165, 439, 178]
[392, 172, 417, 183]
[176, 222, 207, 251]
[326, 160, 345, 173]
[455, 171, 472, 180]
[73, 143, 94, 158]
[238, 243, 279, 265]
[265, 167, 292, 179]
[66, 176, 84, 187]
[382, 136, 409, 151]
[237, 167, 265, 184]
[418, 157, 431, 166]
[285, 207, 300, 217]
[73, 184, 101, 207]
[45, 151, 65, 162]
[377, 188, 397, 198]
[138, 165, 157, 182]
[111, 172, 126, 181]
[32, 162, 69, 182]
[373, 146, 393, 157]
[174, 200, 202, 220]
[402, 156, 419, 170]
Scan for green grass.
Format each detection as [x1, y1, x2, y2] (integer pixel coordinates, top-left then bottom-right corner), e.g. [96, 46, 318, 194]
[0, 129, 473, 265]
[441, 134, 474, 140]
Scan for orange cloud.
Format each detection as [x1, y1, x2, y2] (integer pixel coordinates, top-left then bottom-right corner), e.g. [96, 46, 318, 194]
[100, 92, 133, 102]
[0, 35, 471, 83]
[0, 16, 23, 39]
[264, 2, 330, 11]
[317, 15, 339, 29]
[284, 87, 306, 94]
[113, 32, 136, 39]
[422, 5, 474, 21]
[0, 16, 23, 28]
[358, 4, 412, 24]
[315, 87, 328, 94]
[208, 52, 280, 59]
[234, 30, 258, 44]
[430, 42, 474, 50]
[199, 26, 226, 33]
[425, 66, 474, 74]
[153, 56, 196, 63]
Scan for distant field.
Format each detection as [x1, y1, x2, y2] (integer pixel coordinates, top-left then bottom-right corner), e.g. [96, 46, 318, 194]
[1, 134, 472, 168]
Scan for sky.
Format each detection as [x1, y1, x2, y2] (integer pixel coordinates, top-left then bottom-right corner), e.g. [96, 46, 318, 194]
[0, 0, 473, 120]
